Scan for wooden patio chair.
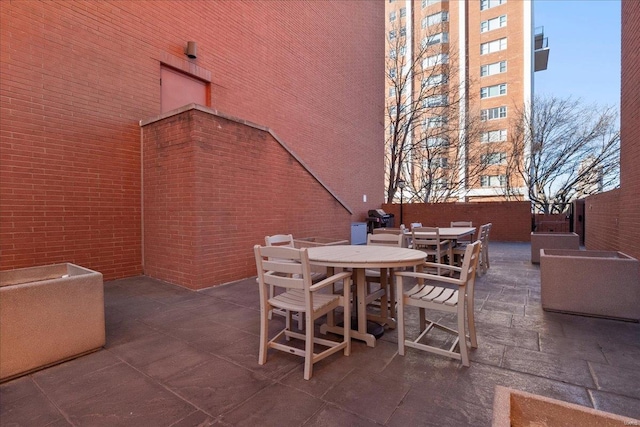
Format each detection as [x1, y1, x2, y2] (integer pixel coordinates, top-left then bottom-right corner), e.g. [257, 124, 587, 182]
[264, 234, 327, 329]
[395, 240, 482, 366]
[254, 245, 351, 380]
[450, 221, 475, 266]
[411, 227, 453, 275]
[364, 233, 404, 327]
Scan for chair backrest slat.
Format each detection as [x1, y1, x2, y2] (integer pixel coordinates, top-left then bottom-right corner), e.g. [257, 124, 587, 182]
[372, 227, 403, 235]
[450, 221, 472, 227]
[254, 245, 311, 292]
[412, 226, 440, 247]
[265, 234, 294, 248]
[367, 233, 404, 247]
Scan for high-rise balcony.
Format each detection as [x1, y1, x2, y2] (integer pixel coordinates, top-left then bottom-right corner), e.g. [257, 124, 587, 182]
[535, 26, 550, 71]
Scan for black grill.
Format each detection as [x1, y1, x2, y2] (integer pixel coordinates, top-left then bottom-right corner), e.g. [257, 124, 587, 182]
[366, 209, 394, 233]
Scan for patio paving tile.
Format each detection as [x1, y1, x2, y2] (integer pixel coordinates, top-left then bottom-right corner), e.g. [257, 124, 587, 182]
[502, 346, 596, 387]
[32, 354, 196, 426]
[480, 299, 526, 316]
[590, 390, 640, 420]
[302, 402, 382, 426]
[323, 369, 411, 425]
[539, 334, 608, 363]
[600, 341, 640, 370]
[589, 362, 640, 399]
[220, 383, 323, 426]
[162, 357, 272, 417]
[0, 377, 67, 427]
[509, 311, 566, 337]
[475, 322, 540, 350]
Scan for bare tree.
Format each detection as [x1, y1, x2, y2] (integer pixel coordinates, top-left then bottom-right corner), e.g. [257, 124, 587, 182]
[506, 95, 620, 214]
[385, 19, 490, 204]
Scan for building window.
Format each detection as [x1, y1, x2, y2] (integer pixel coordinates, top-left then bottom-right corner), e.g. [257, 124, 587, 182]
[400, 7, 406, 17]
[400, 27, 407, 37]
[389, 87, 396, 97]
[423, 73, 448, 87]
[389, 68, 397, 79]
[481, 106, 507, 121]
[426, 157, 449, 169]
[481, 15, 507, 32]
[482, 152, 507, 165]
[481, 60, 507, 77]
[422, 0, 444, 8]
[480, 83, 507, 99]
[481, 129, 507, 142]
[389, 49, 397, 59]
[427, 116, 448, 128]
[400, 45, 407, 56]
[426, 136, 449, 147]
[390, 106, 397, 116]
[389, 11, 396, 21]
[389, 30, 397, 41]
[423, 11, 449, 28]
[422, 32, 449, 47]
[423, 53, 449, 68]
[481, 174, 507, 187]
[480, 0, 506, 11]
[481, 38, 507, 55]
[425, 94, 448, 107]
[435, 178, 449, 189]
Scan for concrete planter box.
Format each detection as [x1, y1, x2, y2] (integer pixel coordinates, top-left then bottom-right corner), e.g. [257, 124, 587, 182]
[540, 249, 640, 321]
[492, 386, 637, 426]
[531, 232, 580, 264]
[0, 263, 105, 382]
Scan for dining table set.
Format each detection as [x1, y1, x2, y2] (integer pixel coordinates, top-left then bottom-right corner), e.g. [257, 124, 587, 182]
[255, 224, 482, 380]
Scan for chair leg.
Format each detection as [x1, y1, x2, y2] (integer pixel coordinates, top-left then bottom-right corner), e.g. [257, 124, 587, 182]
[388, 271, 397, 323]
[285, 310, 293, 341]
[343, 281, 351, 356]
[297, 312, 304, 331]
[259, 304, 269, 365]
[466, 297, 478, 348]
[458, 305, 469, 366]
[380, 268, 389, 321]
[485, 246, 490, 270]
[397, 279, 406, 356]
[303, 311, 314, 380]
[268, 284, 274, 320]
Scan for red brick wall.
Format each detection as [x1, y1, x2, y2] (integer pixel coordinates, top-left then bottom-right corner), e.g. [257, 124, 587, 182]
[584, 1, 640, 261]
[584, 189, 621, 252]
[0, 1, 384, 280]
[143, 107, 352, 289]
[382, 201, 531, 241]
[618, 0, 640, 260]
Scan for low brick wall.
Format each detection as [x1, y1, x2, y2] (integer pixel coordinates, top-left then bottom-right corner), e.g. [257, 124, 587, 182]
[142, 107, 353, 290]
[382, 201, 531, 242]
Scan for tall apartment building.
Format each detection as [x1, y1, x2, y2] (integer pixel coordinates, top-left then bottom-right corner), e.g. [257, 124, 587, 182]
[385, 0, 548, 202]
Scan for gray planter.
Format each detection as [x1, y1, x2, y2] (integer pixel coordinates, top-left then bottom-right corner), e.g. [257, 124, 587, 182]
[0, 263, 105, 381]
[540, 249, 640, 321]
[530, 232, 580, 264]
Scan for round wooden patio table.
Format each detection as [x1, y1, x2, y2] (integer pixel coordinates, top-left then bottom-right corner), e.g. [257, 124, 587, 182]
[307, 245, 426, 347]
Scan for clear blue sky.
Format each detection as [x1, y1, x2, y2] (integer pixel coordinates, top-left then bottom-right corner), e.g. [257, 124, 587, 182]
[534, 0, 621, 109]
